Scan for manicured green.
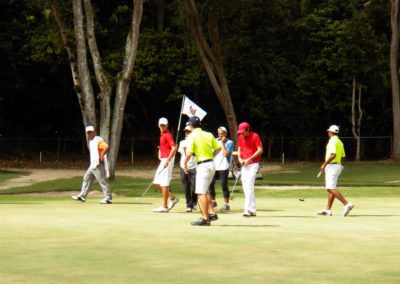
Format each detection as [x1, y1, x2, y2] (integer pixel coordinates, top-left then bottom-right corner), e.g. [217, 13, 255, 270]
[0, 195, 399, 284]
[0, 169, 24, 183]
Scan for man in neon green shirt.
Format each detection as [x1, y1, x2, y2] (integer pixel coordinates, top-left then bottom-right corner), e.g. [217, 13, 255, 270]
[318, 125, 354, 217]
[184, 116, 221, 226]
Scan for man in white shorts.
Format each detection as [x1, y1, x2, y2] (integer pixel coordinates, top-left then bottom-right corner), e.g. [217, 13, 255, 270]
[184, 116, 221, 226]
[152, 117, 179, 213]
[318, 125, 354, 217]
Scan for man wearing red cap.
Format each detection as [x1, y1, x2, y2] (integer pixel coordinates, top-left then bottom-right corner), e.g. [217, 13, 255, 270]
[237, 122, 263, 217]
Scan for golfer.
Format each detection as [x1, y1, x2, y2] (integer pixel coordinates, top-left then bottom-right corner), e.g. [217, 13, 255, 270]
[178, 125, 197, 212]
[209, 126, 234, 211]
[237, 122, 263, 217]
[184, 116, 221, 226]
[72, 125, 112, 204]
[318, 125, 354, 217]
[152, 117, 179, 213]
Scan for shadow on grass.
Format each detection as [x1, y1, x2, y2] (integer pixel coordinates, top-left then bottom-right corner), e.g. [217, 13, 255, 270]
[264, 215, 317, 218]
[0, 202, 44, 205]
[348, 214, 400, 217]
[215, 224, 280, 227]
[112, 202, 153, 205]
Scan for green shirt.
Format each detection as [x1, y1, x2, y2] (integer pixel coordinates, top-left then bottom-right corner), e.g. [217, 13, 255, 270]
[325, 135, 346, 164]
[187, 128, 220, 162]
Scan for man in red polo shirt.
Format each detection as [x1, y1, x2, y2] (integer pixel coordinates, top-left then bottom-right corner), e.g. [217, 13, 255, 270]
[237, 122, 263, 217]
[152, 117, 179, 212]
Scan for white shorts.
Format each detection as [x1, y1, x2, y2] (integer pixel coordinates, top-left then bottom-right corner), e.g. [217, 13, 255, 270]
[195, 161, 215, 195]
[325, 164, 344, 190]
[153, 157, 175, 187]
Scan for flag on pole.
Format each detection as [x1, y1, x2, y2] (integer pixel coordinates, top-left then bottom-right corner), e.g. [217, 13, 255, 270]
[182, 96, 207, 121]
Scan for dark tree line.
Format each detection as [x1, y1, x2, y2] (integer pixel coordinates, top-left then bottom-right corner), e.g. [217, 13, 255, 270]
[0, 0, 394, 160]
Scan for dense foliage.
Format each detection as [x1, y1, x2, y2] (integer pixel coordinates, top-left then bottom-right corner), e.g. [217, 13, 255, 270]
[0, 0, 392, 143]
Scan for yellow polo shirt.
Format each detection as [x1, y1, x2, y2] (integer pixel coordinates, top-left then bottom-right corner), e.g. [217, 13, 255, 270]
[325, 135, 345, 164]
[187, 128, 220, 162]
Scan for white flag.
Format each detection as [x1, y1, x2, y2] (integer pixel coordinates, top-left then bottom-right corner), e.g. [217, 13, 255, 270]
[182, 96, 207, 121]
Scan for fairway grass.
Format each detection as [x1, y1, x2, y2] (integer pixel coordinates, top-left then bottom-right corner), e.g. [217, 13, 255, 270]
[0, 195, 399, 284]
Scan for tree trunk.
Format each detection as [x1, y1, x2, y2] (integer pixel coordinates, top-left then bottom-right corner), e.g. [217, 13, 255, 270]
[50, 0, 87, 127]
[72, 0, 96, 127]
[351, 78, 362, 161]
[390, 0, 400, 159]
[155, 0, 165, 32]
[83, 0, 112, 142]
[108, 0, 144, 180]
[183, 0, 238, 141]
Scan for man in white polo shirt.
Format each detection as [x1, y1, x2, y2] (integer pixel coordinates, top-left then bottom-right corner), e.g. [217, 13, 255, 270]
[72, 125, 112, 204]
[318, 125, 354, 217]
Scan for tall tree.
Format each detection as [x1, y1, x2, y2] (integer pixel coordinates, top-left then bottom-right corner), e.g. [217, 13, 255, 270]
[183, 0, 237, 140]
[390, 0, 400, 159]
[51, 0, 143, 178]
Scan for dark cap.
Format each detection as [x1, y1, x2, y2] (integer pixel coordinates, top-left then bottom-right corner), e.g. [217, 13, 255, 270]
[187, 116, 201, 127]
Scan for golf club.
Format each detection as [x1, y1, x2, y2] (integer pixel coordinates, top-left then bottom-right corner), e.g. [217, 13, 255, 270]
[299, 171, 322, 202]
[229, 168, 241, 200]
[137, 166, 166, 200]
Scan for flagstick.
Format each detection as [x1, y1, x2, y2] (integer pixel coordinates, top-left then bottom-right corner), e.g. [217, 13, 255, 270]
[175, 95, 186, 145]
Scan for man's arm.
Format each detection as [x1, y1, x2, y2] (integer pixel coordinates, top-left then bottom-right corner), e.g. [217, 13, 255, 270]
[243, 146, 263, 166]
[320, 153, 336, 172]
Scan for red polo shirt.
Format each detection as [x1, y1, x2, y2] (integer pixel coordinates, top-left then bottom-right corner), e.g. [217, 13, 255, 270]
[159, 130, 175, 158]
[238, 132, 263, 163]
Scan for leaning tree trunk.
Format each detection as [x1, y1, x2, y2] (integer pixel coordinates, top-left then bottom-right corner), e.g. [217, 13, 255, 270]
[83, 0, 112, 142]
[183, 0, 238, 141]
[73, 0, 96, 127]
[50, 0, 87, 127]
[108, 0, 143, 180]
[390, 0, 400, 159]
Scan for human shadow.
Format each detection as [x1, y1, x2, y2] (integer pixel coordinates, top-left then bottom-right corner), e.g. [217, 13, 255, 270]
[111, 202, 152, 205]
[347, 214, 400, 218]
[214, 224, 280, 228]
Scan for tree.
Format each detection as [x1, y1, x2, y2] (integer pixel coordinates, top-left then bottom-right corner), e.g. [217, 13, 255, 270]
[183, 0, 237, 140]
[351, 78, 363, 161]
[390, 0, 400, 159]
[50, 0, 143, 178]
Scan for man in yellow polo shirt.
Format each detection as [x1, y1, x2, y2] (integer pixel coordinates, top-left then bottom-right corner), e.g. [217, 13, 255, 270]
[318, 125, 354, 217]
[184, 116, 221, 226]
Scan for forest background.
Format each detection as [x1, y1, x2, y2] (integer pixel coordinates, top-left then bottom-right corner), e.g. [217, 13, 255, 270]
[0, 0, 394, 165]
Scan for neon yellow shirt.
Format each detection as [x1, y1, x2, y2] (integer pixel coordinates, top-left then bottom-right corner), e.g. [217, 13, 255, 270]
[325, 135, 345, 164]
[187, 128, 220, 162]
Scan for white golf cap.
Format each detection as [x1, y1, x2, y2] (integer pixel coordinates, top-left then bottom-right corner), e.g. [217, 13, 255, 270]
[327, 125, 339, 134]
[158, 117, 168, 125]
[218, 126, 227, 133]
[85, 125, 95, 132]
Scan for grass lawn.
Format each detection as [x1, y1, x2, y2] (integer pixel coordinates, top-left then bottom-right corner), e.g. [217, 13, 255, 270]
[0, 162, 399, 283]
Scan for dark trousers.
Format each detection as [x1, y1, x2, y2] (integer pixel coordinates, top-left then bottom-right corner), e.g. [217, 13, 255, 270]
[209, 169, 230, 199]
[180, 167, 197, 208]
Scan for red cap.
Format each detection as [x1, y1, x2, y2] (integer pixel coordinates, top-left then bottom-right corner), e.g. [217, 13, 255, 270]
[237, 122, 250, 134]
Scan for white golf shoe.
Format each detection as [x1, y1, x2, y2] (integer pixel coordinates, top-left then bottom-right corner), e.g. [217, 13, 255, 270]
[99, 197, 112, 204]
[153, 206, 169, 213]
[72, 195, 85, 202]
[343, 203, 354, 217]
[317, 209, 332, 216]
[167, 197, 179, 210]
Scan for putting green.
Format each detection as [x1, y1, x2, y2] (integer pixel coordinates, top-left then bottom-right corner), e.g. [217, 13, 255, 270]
[0, 195, 399, 283]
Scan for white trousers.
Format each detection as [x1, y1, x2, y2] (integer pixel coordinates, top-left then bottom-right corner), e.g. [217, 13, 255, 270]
[241, 163, 259, 213]
[79, 164, 111, 199]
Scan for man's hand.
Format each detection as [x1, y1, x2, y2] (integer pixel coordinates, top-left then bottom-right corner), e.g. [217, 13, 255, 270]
[163, 160, 169, 168]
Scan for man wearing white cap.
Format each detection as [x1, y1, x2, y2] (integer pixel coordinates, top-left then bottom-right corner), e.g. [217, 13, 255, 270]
[152, 117, 179, 213]
[72, 125, 112, 204]
[237, 122, 263, 217]
[318, 125, 354, 217]
[209, 126, 234, 211]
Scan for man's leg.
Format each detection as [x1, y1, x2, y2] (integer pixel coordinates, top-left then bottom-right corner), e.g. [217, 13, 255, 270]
[79, 168, 95, 198]
[247, 163, 259, 214]
[92, 165, 111, 200]
[220, 169, 230, 204]
[180, 168, 191, 208]
[209, 172, 218, 201]
[327, 189, 348, 206]
[241, 165, 250, 214]
[161, 186, 169, 208]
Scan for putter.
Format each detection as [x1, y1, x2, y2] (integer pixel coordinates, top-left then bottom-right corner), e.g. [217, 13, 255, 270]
[299, 171, 322, 202]
[229, 169, 241, 200]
